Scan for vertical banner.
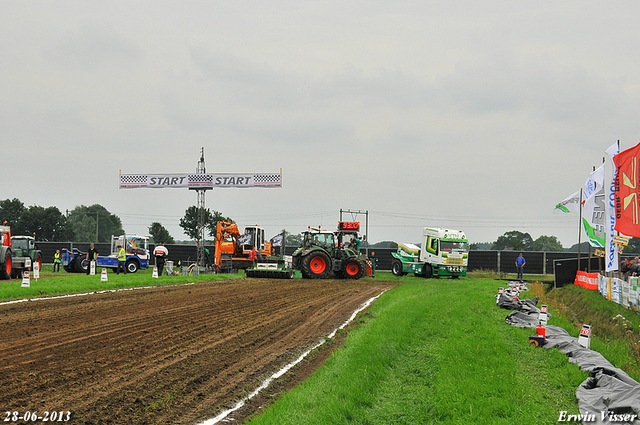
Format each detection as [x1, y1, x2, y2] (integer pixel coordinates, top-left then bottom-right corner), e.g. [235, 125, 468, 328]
[582, 164, 606, 248]
[605, 142, 620, 271]
[612, 278, 621, 304]
[630, 277, 639, 312]
[614, 142, 640, 237]
[622, 280, 630, 308]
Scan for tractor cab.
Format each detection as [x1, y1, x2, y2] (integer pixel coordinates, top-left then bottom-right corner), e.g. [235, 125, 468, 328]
[302, 229, 335, 251]
[10, 236, 36, 258]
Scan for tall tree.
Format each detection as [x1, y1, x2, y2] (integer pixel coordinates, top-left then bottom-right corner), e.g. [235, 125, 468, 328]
[0, 198, 25, 227]
[16, 206, 72, 241]
[531, 235, 564, 252]
[67, 205, 124, 242]
[179, 206, 234, 241]
[491, 230, 534, 251]
[179, 206, 210, 241]
[285, 231, 303, 247]
[148, 222, 175, 244]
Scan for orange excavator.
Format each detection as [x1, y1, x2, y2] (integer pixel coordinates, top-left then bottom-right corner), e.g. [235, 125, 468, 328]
[213, 221, 273, 271]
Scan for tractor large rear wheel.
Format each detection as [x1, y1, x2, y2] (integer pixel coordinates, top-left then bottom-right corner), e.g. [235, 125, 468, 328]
[343, 258, 365, 280]
[0, 253, 12, 279]
[301, 251, 330, 279]
[74, 257, 87, 273]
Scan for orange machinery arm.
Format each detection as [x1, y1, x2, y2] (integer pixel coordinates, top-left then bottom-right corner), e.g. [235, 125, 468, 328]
[214, 221, 241, 269]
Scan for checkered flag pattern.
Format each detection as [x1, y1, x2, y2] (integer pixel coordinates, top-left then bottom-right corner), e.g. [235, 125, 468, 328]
[188, 174, 213, 183]
[120, 174, 147, 188]
[253, 173, 281, 187]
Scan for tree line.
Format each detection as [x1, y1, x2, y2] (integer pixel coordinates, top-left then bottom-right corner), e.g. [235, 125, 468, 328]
[0, 198, 238, 245]
[0, 199, 124, 242]
[8, 198, 632, 252]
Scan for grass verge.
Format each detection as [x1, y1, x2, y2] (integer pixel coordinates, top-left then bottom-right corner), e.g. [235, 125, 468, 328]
[245, 275, 588, 425]
[529, 281, 640, 381]
[0, 265, 242, 301]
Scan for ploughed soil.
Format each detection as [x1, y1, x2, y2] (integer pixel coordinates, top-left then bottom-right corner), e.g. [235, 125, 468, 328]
[0, 278, 394, 424]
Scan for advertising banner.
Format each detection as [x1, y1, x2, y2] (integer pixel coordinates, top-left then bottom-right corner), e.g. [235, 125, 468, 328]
[574, 271, 599, 290]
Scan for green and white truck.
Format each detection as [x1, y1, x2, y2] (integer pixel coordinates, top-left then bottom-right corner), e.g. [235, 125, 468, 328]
[391, 227, 468, 278]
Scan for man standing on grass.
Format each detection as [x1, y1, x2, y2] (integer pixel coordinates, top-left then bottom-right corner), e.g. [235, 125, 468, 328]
[116, 244, 127, 274]
[86, 244, 98, 275]
[516, 253, 526, 281]
[154, 242, 169, 276]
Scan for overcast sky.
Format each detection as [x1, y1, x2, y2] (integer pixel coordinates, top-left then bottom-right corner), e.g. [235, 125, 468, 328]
[2, 1, 639, 247]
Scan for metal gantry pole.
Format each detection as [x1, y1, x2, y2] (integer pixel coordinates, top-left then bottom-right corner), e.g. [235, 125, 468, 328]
[340, 209, 369, 256]
[195, 148, 208, 267]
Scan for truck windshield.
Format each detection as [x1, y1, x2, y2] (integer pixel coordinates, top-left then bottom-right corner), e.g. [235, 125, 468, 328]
[440, 241, 468, 252]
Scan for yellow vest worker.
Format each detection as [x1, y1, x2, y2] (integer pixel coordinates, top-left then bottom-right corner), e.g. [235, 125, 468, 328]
[116, 245, 127, 274]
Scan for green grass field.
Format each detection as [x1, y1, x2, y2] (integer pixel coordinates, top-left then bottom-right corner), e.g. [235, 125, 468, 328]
[245, 274, 640, 425]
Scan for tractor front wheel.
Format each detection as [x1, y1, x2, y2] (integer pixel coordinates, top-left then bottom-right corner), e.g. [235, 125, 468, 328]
[301, 251, 330, 279]
[343, 258, 365, 280]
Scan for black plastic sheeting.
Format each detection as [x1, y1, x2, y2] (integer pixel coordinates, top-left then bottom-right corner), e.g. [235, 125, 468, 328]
[496, 282, 640, 424]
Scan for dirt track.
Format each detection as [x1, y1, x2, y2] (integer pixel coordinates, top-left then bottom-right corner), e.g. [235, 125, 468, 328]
[0, 278, 394, 424]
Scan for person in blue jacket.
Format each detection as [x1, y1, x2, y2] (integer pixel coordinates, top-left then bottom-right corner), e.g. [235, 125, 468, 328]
[515, 253, 526, 281]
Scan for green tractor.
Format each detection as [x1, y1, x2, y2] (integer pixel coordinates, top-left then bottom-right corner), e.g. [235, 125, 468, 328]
[10, 235, 43, 278]
[292, 222, 367, 279]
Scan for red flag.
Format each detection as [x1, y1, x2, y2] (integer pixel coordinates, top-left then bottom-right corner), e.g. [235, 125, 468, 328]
[614, 142, 640, 236]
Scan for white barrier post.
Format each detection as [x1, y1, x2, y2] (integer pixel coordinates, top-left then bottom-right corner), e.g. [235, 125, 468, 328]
[578, 324, 592, 349]
[152, 267, 158, 278]
[101, 268, 108, 282]
[539, 305, 548, 325]
[90, 260, 96, 276]
[21, 271, 30, 288]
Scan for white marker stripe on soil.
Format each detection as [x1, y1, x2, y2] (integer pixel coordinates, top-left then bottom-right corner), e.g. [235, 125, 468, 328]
[198, 290, 387, 425]
[0, 283, 196, 306]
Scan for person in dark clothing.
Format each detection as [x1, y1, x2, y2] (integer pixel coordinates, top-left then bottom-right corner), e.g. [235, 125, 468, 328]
[86, 244, 98, 275]
[153, 242, 169, 276]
